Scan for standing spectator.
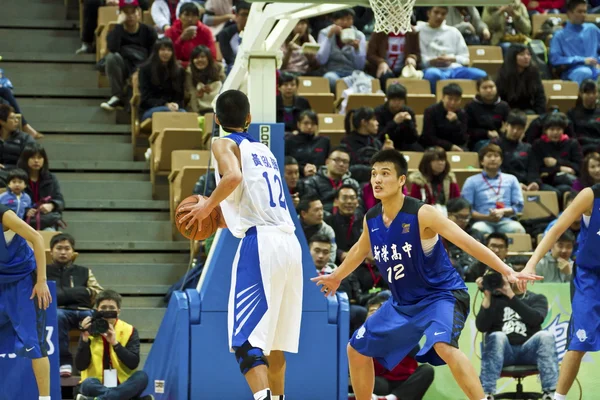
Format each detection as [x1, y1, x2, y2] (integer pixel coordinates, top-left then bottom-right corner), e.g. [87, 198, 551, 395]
[283, 157, 311, 208]
[419, 83, 469, 152]
[476, 272, 558, 400]
[101, 0, 157, 111]
[567, 79, 600, 153]
[284, 110, 330, 175]
[496, 43, 547, 114]
[164, 3, 216, 68]
[416, 6, 487, 93]
[216, 1, 250, 73]
[297, 196, 337, 264]
[366, 30, 420, 90]
[466, 76, 510, 151]
[280, 19, 319, 76]
[374, 84, 422, 152]
[0, 169, 32, 220]
[325, 184, 363, 264]
[316, 8, 368, 91]
[523, 0, 565, 15]
[461, 144, 526, 234]
[572, 152, 600, 191]
[202, 0, 234, 37]
[408, 147, 461, 212]
[46, 233, 103, 378]
[17, 144, 65, 231]
[0, 104, 36, 181]
[535, 230, 575, 282]
[185, 45, 225, 114]
[276, 73, 311, 134]
[0, 87, 43, 139]
[446, 6, 491, 45]
[151, 0, 196, 34]
[138, 38, 186, 121]
[549, 0, 600, 85]
[482, 2, 532, 54]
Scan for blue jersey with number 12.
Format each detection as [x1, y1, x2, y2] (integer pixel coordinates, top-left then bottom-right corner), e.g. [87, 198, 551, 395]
[366, 197, 466, 306]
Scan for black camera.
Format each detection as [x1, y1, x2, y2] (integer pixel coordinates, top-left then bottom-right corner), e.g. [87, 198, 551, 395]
[482, 272, 505, 293]
[88, 310, 118, 336]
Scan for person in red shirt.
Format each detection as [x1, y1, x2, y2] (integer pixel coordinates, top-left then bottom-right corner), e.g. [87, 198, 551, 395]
[165, 2, 216, 68]
[523, 0, 565, 15]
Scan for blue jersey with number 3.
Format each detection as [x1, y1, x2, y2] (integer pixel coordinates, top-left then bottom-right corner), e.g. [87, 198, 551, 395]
[366, 197, 466, 306]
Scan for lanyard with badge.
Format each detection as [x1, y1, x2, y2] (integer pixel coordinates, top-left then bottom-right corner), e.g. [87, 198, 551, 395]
[103, 337, 118, 388]
[482, 173, 504, 209]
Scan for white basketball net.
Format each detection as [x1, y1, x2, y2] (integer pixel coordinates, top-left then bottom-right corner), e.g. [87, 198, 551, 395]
[370, 0, 417, 34]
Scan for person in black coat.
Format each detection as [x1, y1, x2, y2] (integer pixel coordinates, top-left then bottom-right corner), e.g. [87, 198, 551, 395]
[284, 110, 330, 176]
[276, 72, 311, 133]
[0, 104, 35, 185]
[567, 79, 600, 154]
[374, 83, 422, 152]
[466, 77, 510, 151]
[17, 143, 65, 230]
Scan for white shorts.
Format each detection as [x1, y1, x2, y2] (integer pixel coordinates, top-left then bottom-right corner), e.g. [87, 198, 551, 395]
[228, 226, 303, 355]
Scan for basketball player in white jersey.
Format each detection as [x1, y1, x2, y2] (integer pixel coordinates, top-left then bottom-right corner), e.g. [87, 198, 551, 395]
[179, 90, 302, 400]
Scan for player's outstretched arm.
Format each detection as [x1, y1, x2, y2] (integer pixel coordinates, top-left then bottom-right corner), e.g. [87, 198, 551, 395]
[311, 217, 372, 297]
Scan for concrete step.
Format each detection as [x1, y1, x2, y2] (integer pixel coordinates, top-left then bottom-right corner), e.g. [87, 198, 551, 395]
[65, 199, 168, 210]
[90, 263, 188, 291]
[55, 172, 150, 181]
[75, 240, 189, 251]
[52, 161, 147, 172]
[61, 180, 152, 200]
[24, 105, 117, 125]
[43, 133, 130, 143]
[64, 220, 177, 242]
[1, 2, 67, 20]
[119, 308, 165, 339]
[0, 29, 81, 54]
[77, 252, 189, 264]
[15, 87, 110, 98]
[63, 210, 170, 221]
[44, 142, 131, 162]
[122, 296, 167, 308]
[4, 62, 97, 89]
[0, 19, 79, 30]
[0, 52, 94, 63]
[35, 122, 129, 134]
[19, 98, 103, 108]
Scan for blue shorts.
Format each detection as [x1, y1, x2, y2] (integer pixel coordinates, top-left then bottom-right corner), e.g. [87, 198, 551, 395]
[0, 273, 47, 359]
[349, 289, 469, 370]
[568, 265, 600, 352]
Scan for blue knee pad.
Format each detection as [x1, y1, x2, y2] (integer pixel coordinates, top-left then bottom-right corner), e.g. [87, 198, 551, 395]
[234, 341, 269, 375]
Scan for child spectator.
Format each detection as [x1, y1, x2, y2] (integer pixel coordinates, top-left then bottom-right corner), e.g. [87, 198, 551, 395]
[185, 45, 225, 114]
[366, 30, 420, 90]
[284, 110, 330, 176]
[0, 169, 32, 220]
[419, 83, 468, 152]
[374, 83, 422, 152]
[217, 1, 250, 73]
[280, 19, 319, 76]
[567, 79, 600, 154]
[0, 104, 36, 182]
[165, 3, 216, 68]
[466, 76, 510, 151]
[138, 38, 186, 121]
[276, 73, 310, 133]
[446, 6, 491, 45]
[482, 2, 532, 54]
[572, 152, 600, 191]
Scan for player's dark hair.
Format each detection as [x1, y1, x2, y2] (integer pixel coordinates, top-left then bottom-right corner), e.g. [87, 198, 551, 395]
[387, 83, 407, 101]
[557, 229, 576, 243]
[298, 109, 318, 126]
[335, 183, 358, 199]
[179, 2, 200, 17]
[7, 168, 28, 185]
[567, 0, 587, 12]
[309, 234, 331, 245]
[370, 149, 408, 178]
[476, 76, 494, 91]
[95, 289, 122, 309]
[442, 83, 462, 97]
[216, 90, 250, 131]
[478, 143, 504, 162]
[284, 156, 298, 166]
[332, 8, 355, 20]
[446, 197, 471, 214]
[506, 109, 527, 127]
[0, 104, 15, 123]
[329, 146, 350, 157]
[485, 232, 509, 247]
[296, 194, 321, 215]
[50, 233, 75, 250]
[278, 71, 298, 87]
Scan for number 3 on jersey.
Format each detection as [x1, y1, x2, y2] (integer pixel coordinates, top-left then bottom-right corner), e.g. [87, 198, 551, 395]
[262, 172, 287, 209]
[387, 264, 405, 283]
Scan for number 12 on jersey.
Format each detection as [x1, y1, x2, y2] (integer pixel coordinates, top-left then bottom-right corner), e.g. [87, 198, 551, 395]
[387, 264, 405, 283]
[262, 171, 287, 209]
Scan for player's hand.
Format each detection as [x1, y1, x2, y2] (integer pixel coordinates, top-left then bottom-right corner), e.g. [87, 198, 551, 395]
[102, 323, 118, 346]
[31, 281, 52, 310]
[311, 273, 341, 297]
[506, 267, 543, 286]
[178, 196, 215, 230]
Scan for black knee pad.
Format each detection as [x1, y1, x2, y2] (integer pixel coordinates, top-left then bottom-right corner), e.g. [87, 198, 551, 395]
[234, 341, 269, 375]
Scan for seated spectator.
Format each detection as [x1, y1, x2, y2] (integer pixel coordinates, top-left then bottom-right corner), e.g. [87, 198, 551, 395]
[0, 169, 31, 220]
[408, 147, 461, 213]
[151, 0, 196, 34]
[276, 73, 310, 134]
[544, 191, 580, 238]
[297, 195, 337, 264]
[325, 184, 363, 264]
[165, 3, 216, 68]
[202, 0, 234, 37]
[549, 0, 600, 85]
[46, 233, 103, 378]
[476, 271, 558, 400]
[374, 83, 422, 152]
[284, 110, 330, 176]
[217, 1, 250, 73]
[524, 109, 576, 143]
[101, 0, 157, 111]
[341, 107, 394, 183]
[0, 104, 36, 180]
[17, 143, 65, 231]
[193, 170, 216, 197]
[497, 110, 533, 191]
[524, 0, 564, 15]
[535, 230, 575, 282]
[185, 45, 225, 114]
[530, 113, 582, 195]
[416, 6, 487, 93]
[446, 6, 491, 45]
[567, 79, 600, 153]
[366, 30, 420, 90]
[466, 76, 510, 151]
[138, 38, 186, 121]
[419, 83, 468, 152]
[445, 197, 483, 279]
[465, 232, 510, 282]
[75, 290, 153, 400]
[310, 233, 336, 275]
[462, 144, 526, 234]
[280, 19, 319, 76]
[572, 152, 600, 191]
[496, 43, 547, 114]
[283, 156, 310, 208]
[482, 2, 532, 54]
[304, 147, 360, 213]
[0, 87, 43, 139]
[316, 8, 367, 91]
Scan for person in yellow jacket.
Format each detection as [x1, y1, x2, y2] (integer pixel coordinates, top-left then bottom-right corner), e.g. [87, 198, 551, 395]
[74, 290, 154, 400]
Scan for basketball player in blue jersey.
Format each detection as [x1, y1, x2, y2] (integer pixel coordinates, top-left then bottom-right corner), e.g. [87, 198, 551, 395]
[312, 149, 542, 400]
[0, 204, 52, 400]
[179, 90, 302, 400]
[522, 185, 600, 400]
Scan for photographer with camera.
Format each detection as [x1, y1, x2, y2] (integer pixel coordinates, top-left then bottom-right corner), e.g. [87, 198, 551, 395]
[475, 270, 558, 400]
[75, 290, 153, 400]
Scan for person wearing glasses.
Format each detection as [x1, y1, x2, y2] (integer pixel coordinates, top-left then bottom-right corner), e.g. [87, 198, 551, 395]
[445, 197, 483, 280]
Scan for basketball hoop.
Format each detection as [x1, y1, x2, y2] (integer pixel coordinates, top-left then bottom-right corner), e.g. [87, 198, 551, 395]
[370, 0, 417, 34]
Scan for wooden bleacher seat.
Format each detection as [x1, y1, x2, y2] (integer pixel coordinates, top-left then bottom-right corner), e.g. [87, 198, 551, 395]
[335, 79, 382, 99]
[297, 77, 330, 94]
[402, 152, 424, 170]
[317, 114, 345, 147]
[542, 80, 579, 112]
[304, 94, 335, 114]
[435, 79, 476, 108]
[415, 114, 423, 136]
[97, 21, 118, 88]
[525, 114, 538, 132]
[532, 13, 567, 38]
[95, 7, 119, 61]
[149, 112, 203, 197]
[453, 168, 482, 189]
[506, 233, 533, 253]
[469, 46, 503, 79]
[345, 93, 386, 112]
[446, 151, 479, 169]
[386, 78, 436, 114]
[142, 10, 154, 26]
[130, 71, 148, 158]
[521, 191, 559, 220]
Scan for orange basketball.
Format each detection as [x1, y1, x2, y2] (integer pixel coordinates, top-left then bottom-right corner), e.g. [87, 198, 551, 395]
[175, 195, 224, 240]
